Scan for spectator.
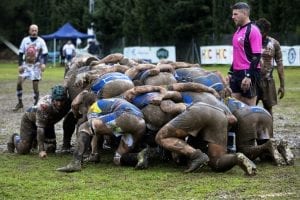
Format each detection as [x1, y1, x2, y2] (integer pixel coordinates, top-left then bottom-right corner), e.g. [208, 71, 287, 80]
[63, 40, 76, 63]
[13, 24, 48, 111]
[228, 2, 262, 106]
[255, 18, 285, 116]
[87, 40, 100, 56]
[59, 44, 65, 65]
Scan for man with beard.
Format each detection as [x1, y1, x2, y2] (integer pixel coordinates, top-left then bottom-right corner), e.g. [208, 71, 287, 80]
[228, 2, 262, 106]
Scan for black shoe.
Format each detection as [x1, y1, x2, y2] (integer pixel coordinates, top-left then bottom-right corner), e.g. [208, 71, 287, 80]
[184, 150, 209, 173]
[135, 148, 150, 170]
[7, 133, 18, 153]
[13, 102, 23, 112]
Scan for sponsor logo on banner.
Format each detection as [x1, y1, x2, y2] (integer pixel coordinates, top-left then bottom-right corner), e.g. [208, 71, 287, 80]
[124, 46, 175, 63]
[288, 48, 296, 64]
[200, 45, 300, 66]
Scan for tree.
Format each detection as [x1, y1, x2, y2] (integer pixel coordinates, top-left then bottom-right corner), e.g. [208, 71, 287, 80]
[92, 0, 125, 53]
[0, 0, 299, 55]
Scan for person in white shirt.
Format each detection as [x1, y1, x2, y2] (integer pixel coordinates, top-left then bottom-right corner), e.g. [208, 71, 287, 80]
[63, 40, 76, 63]
[13, 24, 48, 111]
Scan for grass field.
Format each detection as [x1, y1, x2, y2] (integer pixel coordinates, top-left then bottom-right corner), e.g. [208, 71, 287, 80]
[0, 63, 299, 199]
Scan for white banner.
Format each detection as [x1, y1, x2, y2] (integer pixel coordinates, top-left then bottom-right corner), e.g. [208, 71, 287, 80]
[200, 45, 300, 66]
[124, 46, 176, 63]
[200, 46, 233, 64]
[281, 46, 300, 66]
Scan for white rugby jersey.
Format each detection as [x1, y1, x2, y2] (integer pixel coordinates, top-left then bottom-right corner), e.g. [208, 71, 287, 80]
[19, 36, 48, 56]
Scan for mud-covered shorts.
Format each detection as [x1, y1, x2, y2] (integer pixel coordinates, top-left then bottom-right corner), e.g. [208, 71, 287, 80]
[169, 102, 228, 146]
[257, 77, 277, 107]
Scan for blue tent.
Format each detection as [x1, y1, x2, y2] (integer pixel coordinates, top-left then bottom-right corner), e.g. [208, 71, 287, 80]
[42, 22, 94, 40]
[41, 23, 94, 65]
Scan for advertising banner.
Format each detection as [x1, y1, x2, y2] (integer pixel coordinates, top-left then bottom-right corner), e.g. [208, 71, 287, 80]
[281, 46, 300, 66]
[124, 46, 176, 63]
[200, 45, 300, 66]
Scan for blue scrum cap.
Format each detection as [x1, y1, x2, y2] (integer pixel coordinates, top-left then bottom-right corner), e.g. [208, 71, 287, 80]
[51, 85, 67, 100]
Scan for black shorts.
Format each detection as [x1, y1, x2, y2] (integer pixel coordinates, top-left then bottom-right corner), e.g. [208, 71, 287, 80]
[229, 70, 257, 98]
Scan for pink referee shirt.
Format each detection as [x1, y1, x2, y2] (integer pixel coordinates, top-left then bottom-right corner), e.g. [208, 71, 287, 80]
[232, 23, 262, 70]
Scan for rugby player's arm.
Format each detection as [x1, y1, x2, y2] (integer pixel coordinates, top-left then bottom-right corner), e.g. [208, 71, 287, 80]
[37, 126, 46, 152]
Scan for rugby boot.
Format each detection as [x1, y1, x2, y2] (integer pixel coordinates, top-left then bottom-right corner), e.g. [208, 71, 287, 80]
[236, 153, 257, 176]
[60, 144, 73, 154]
[135, 147, 150, 170]
[13, 101, 23, 112]
[7, 133, 18, 153]
[56, 160, 81, 172]
[184, 149, 209, 173]
[277, 139, 294, 165]
[83, 153, 100, 163]
[266, 138, 286, 166]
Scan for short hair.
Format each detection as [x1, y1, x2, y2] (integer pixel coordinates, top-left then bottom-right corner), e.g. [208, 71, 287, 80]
[256, 18, 271, 34]
[232, 2, 250, 10]
[232, 2, 250, 16]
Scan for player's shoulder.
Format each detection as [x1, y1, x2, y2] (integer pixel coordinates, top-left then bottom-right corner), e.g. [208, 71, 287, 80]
[250, 23, 261, 33]
[268, 36, 280, 44]
[37, 95, 52, 111]
[21, 36, 31, 43]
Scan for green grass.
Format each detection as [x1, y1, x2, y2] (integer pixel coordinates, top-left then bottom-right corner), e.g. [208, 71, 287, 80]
[0, 63, 64, 81]
[0, 62, 299, 199]
[0, 153, 299, 199]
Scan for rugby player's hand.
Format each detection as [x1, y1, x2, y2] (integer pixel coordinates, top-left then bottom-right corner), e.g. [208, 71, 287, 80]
[18, 66, 24, 74]
[278, 87, 285, 99]
[40, 64, 46, 72]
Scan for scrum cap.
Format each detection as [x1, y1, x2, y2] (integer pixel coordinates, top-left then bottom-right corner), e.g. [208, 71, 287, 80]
[51, 85, 67, 100]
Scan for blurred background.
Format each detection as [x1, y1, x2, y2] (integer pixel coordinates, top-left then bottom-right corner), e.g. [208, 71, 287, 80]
[0, 0, 299, 63]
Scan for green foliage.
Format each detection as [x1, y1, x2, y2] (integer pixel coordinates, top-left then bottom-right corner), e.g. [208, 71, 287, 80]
[0, 0, 299, 52]
[94, 0, 125, 41]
